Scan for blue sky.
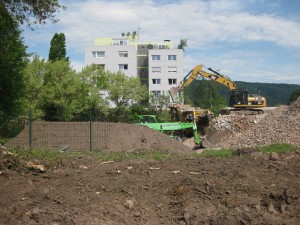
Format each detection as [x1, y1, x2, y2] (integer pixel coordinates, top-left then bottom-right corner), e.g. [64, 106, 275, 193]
[22, 0, 300, 84]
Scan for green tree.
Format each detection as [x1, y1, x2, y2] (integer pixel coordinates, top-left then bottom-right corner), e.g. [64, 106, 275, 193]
[23, 55, 47, 116]
[149, 95, 170, 111]
[0, 5, 28, 124]
[289, 89, 300, 104]
[177, 39, 188, 52]
[2, 0, 65, 27]
[49, 33, 68, 61]
[40, 60, 83, 120]
[107, 71, 148, 108]
[79, 64, 108, 115]
[186, 79, 227, 115]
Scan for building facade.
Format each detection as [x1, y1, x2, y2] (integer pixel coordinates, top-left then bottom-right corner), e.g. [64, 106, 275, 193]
[85, 34, 183, 104]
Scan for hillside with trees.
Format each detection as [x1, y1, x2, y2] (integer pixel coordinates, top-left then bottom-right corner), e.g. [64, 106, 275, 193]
[186, 80, 300, 109]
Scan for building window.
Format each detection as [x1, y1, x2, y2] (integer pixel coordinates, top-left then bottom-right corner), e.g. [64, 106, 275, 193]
[168, 55, 177, 61]
[151, 55, 161, 61]
[118, 64, 128, 70]
[152, 79, 161, 84]
[113, 39, 128, 45]
[118, 51, 128, 57]
[152, 67, 161, 73]
[92, 51, 105, 58]
[168, 66, 177, 73]
[152, 91, 161, 96]
[168, 79, 177, 85]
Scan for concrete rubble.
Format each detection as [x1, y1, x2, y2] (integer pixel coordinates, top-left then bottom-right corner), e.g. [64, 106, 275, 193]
[210, 97, 300, 148]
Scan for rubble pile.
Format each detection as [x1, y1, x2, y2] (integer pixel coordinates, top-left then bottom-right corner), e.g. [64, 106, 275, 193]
[226, 98, 300, 148]
[212, 114, 265, 132]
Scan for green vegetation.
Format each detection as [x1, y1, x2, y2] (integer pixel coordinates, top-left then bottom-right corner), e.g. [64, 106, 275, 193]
[186, 80, 300, 108]
[0, 5, 28, 125]
[2, 0, 65, 27]
[259, 143, 299, 154]
[49, 33, 69, 61]
[193, 149, 235, 158]
[10, 148, 174, 162]
[5, 143, 299, 164]
[177, 39, 188, 52]
[289, 89, 300, 104]
[185, 79, 228, 115]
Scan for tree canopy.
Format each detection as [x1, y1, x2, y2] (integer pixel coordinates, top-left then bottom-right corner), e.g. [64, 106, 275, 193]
[289, 89, 300, 104]
[106, 71, 148, 108]
[0, 5, 28, 123]
[1, 0, 65, 27]
[49, 33, 68, 61]
[177, 39, 188, 52]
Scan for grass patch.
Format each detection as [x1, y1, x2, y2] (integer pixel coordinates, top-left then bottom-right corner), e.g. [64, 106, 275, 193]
[194, 149, 235, 158]
[8, 148, 174, 162]
[10, 148, 69, 161]
[259, 143, 299, 154]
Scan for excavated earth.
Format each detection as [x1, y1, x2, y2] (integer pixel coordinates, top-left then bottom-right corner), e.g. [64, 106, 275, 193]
[0, 98, 299, 225]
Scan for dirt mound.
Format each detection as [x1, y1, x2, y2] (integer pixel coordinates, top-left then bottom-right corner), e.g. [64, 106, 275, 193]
[6, 122, 192, 154]
[108, 123, 191, 153]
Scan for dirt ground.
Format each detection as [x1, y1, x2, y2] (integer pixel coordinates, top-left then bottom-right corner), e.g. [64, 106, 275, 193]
[0, 149, 299, 225]
[1, 98, 299, 224]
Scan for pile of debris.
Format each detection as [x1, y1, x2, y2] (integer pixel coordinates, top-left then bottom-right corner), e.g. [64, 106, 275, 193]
[208, 97, 300, 149]
[227, 98, 300, 148]
[212, 114, 265, 132]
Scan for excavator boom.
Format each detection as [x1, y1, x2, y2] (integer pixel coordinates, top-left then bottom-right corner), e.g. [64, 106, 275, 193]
[169, 64, 237, 102]
[169, 64, 267, 114]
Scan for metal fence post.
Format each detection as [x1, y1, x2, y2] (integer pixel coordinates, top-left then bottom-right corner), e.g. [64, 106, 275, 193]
[29, 111, 32, 147]
[90, 111, 92, 151]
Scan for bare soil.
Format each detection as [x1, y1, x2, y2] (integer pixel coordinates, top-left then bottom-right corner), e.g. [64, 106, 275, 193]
[0, 150, 299, 225]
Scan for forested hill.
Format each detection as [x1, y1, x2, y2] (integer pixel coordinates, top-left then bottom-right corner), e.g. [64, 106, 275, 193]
[187, 80, 300, 107]
[234, 81, 300, 106]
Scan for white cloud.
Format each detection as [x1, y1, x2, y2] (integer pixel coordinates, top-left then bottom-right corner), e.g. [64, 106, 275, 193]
[52, 0, 300, 52]
[23, 0, 300, 84]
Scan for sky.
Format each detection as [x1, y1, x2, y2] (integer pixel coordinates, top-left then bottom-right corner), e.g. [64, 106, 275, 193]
[22, 0, 300, 84]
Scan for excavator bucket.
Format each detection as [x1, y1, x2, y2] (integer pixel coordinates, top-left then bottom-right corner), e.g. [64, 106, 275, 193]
[169, 87, 180, 102]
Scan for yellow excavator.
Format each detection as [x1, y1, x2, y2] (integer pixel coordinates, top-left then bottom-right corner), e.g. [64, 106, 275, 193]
[169, 64, 267, 115]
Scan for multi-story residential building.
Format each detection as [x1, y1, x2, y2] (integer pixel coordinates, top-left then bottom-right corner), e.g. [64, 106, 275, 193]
[85, 33, 183, 105]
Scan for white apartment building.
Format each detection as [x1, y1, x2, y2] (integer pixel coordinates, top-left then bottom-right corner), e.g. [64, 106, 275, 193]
[85, 34, 183, 104]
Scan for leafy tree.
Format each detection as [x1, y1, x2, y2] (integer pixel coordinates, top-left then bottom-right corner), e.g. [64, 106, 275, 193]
[106, 71, 148, 108]
[186, 79, 227, 115]
[79, 64, 108, 115]
[49, 33, 68, 61]
[0, 5, 28, 124]
[40, 59, 83, 120]
[289, 89, 300, 104]
[149, 95, 170, 111]
[23, 54, 47, 116]
[23, 59, 108, 120]
[1, 0, 65, 27]
[177, 39, 188, 52]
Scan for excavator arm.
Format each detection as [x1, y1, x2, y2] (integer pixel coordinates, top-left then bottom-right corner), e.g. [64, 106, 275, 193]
[169, 64, 237, 102]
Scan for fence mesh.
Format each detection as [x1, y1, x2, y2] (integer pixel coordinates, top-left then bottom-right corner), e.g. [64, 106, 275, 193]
[4, 111, 110, 151]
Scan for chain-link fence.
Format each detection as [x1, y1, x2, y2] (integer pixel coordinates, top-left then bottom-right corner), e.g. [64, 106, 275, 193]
[3, 111, 110, 151]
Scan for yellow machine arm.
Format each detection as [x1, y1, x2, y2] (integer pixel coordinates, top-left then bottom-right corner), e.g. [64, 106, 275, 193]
[182, 64, 237, 90]
[169, 64, 237, 102]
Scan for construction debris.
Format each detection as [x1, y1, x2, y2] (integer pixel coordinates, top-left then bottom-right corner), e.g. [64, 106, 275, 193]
[209, 97, 300, 148]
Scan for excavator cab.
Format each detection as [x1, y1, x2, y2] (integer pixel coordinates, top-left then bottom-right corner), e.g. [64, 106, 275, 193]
[229, 89, 249, 107]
